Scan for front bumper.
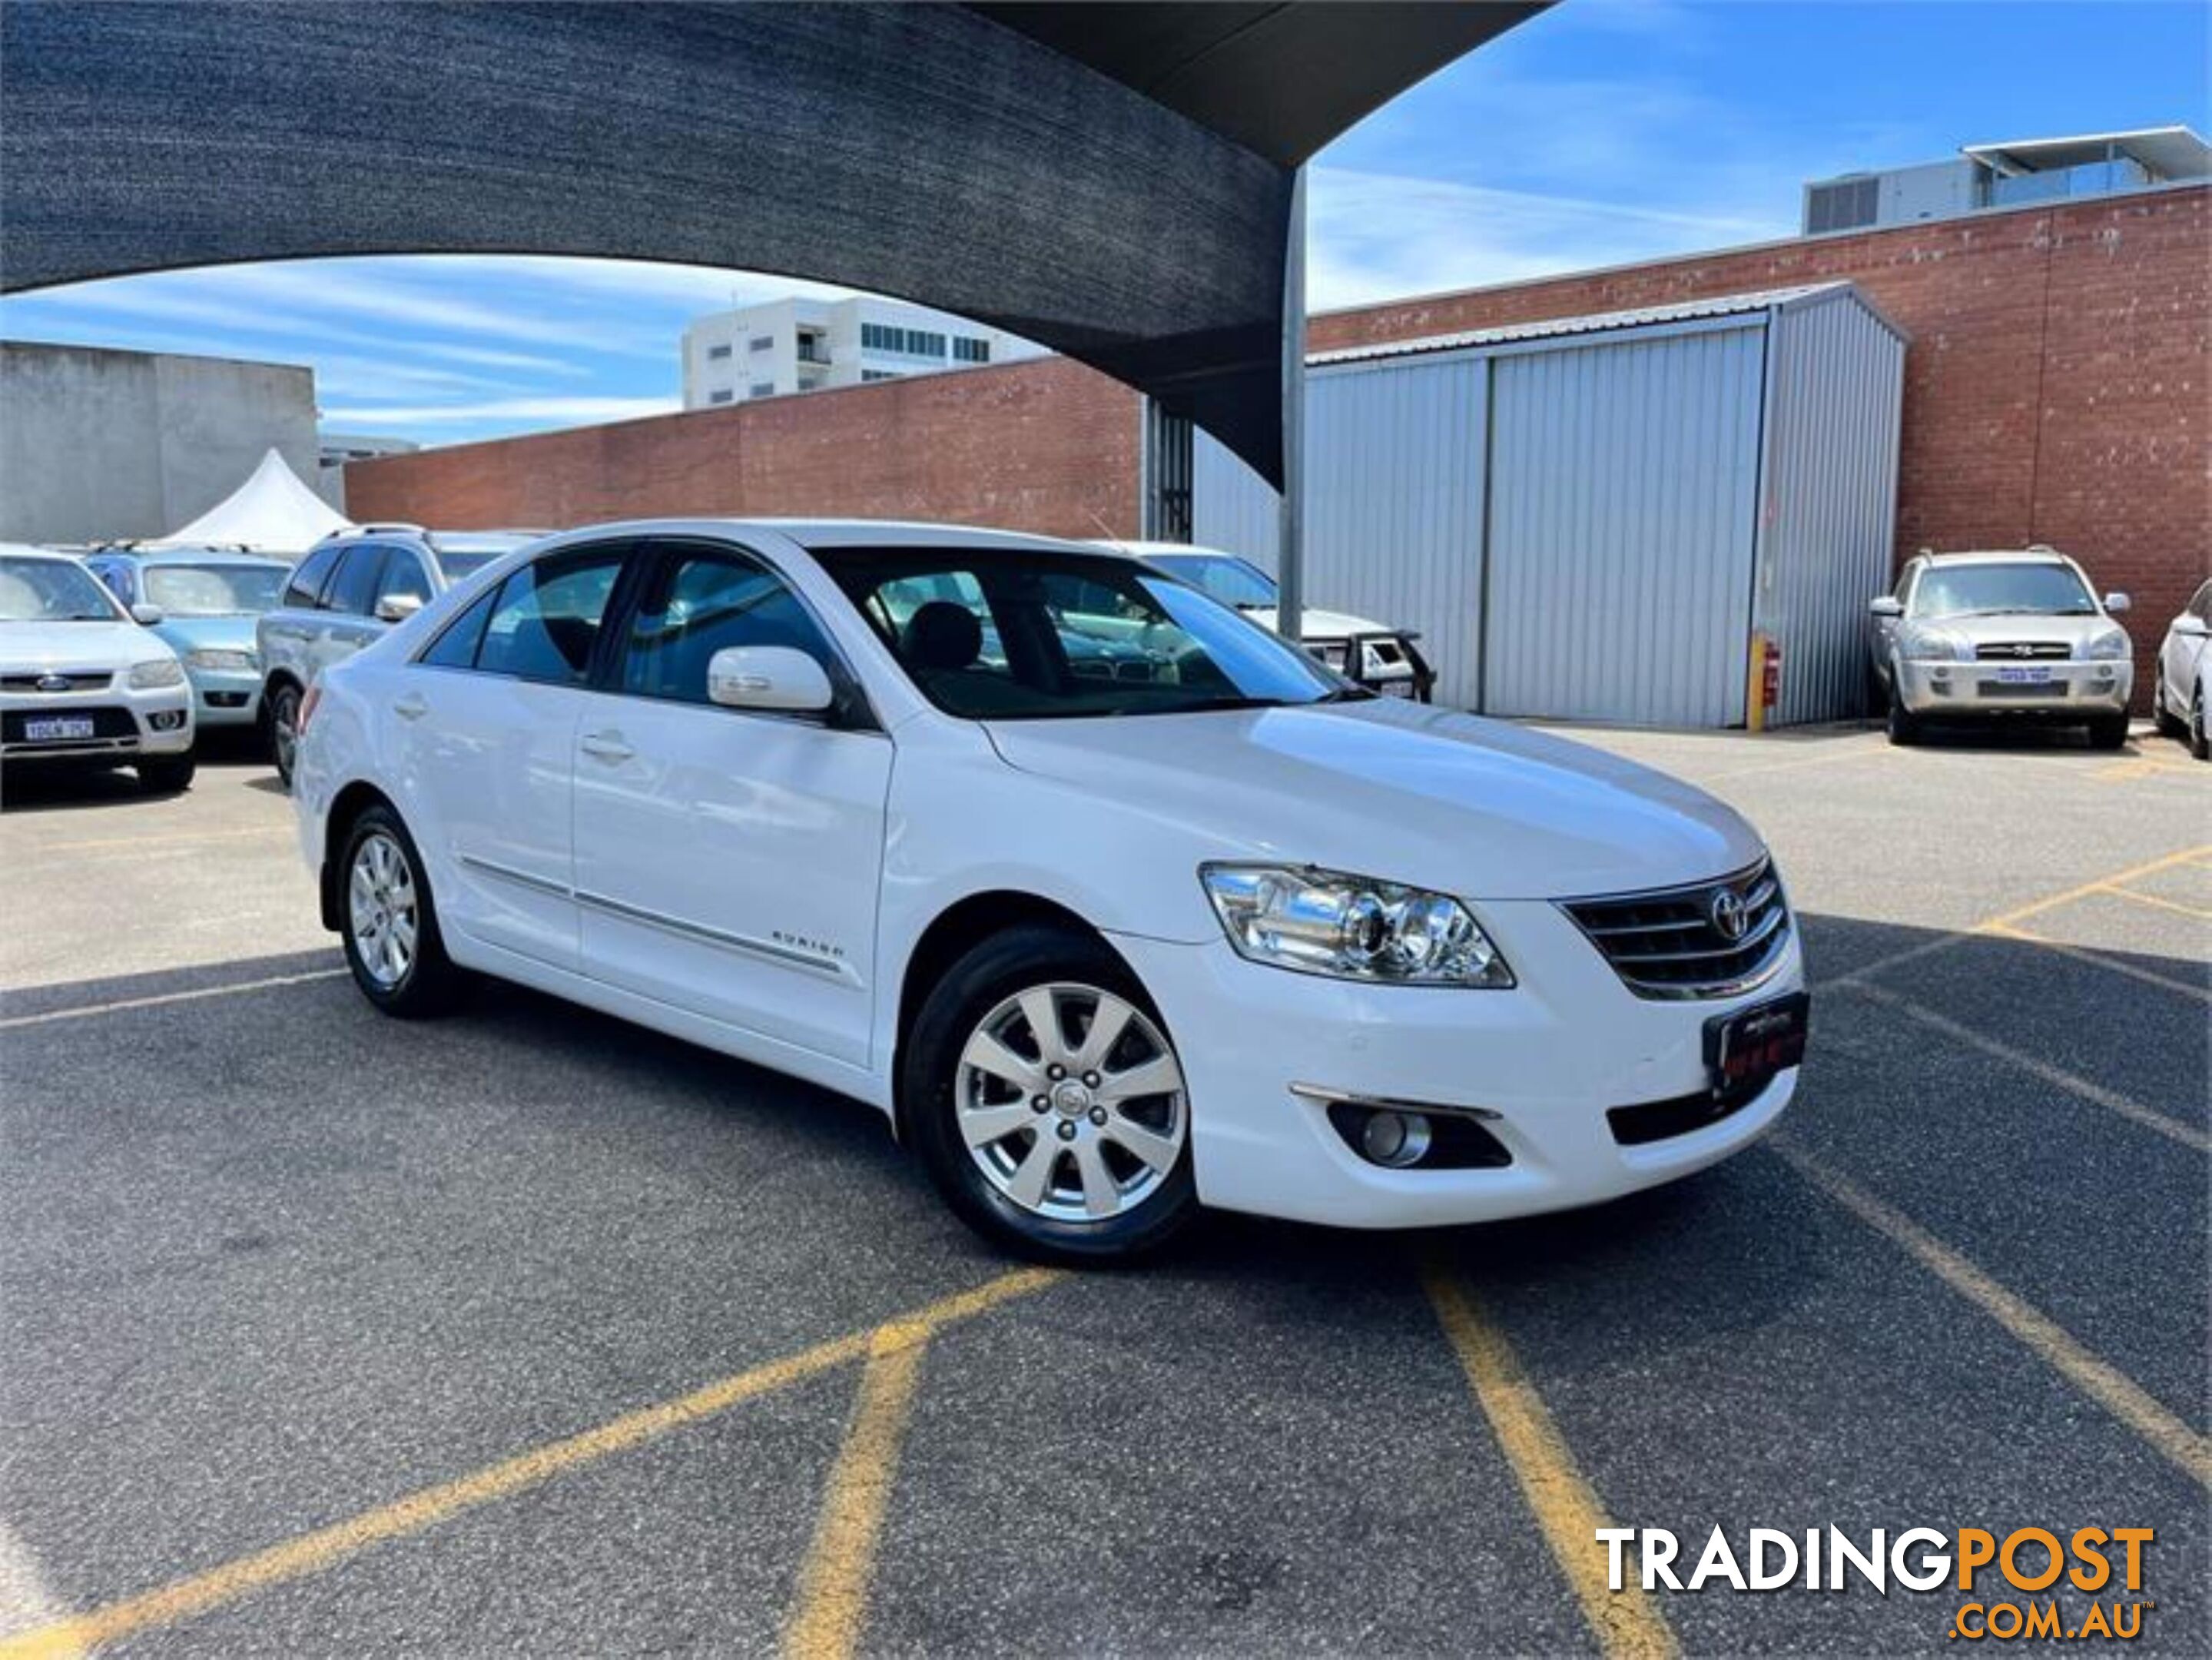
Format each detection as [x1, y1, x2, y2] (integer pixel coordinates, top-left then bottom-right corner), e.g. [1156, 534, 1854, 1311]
[0, 683, 194, 763]
[1113, 901, 1803, 1230]
[1895, 658, 2131, 718]
[185, 665, 263, 727]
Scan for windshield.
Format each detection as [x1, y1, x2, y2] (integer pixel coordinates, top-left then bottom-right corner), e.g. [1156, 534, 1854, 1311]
[0, 556, 124, 622]
[819, 548, 1353, 720]
[1912, 563, 2097, 619]
[1148, 553, 1279, 609]
[143, 563, 289, 616]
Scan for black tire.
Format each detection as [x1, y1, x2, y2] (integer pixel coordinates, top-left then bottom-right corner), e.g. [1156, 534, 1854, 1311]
[902, 922, 1199, 1265]
[2087, 715, 2130, 752]
[267, 681, 302, 788]
[1885, 693, 1920, 747]
[338, 804, 466, 1017]
[1865, 659, 1890, 718]
[2193, 684, 2210, 762]
[137, 752, 196, 793]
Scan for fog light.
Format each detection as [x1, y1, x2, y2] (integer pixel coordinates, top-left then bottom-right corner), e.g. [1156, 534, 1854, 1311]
[149, 710, 186, 732]
[1360, 1109, 1432, 1168]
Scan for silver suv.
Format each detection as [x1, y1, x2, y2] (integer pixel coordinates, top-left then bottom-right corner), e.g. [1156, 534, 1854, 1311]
[1869, 547, 2133, 749]
[258, 524, 532, 783]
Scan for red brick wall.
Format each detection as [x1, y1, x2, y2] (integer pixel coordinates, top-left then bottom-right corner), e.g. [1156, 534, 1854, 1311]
[1311, 186, 2212, 679]
[352, 188, 2207, 695]
[347, 354, 1144, 541]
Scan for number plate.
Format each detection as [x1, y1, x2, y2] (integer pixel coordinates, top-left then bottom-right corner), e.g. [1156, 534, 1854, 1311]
[1995, 666, 2053, 684]
[1703, 991, 1810, 1093]
[23, 715, 95, 742]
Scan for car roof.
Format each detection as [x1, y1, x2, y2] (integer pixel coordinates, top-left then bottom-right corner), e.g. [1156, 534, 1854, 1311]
[94, 544, 288, 567]
[1918, 548, 2075, 567]
[1096, 540, 1251, 561]
[0, 543, 81, 563]
[530, 518, 1136, 561]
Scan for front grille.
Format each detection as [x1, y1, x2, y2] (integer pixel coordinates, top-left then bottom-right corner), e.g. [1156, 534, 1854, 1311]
[1977, 679, 2067, 699]
[1560, 860, 1790, 1001]
[2, 706, 138, 745]
[1608, 1081, 1765, 1147]
[1974, 642, 2069, 661]
[1, 670, 112, 692]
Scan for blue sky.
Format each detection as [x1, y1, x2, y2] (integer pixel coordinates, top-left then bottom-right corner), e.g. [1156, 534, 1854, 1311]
[3, 1, 2204, 447]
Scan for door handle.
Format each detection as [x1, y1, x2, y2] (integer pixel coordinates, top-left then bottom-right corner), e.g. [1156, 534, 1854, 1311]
[580, 730, 635, 763]
[393, 694, 429, 721]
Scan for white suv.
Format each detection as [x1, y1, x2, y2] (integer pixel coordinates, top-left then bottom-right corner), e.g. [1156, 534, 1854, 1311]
[293, 521, 1804, 1262]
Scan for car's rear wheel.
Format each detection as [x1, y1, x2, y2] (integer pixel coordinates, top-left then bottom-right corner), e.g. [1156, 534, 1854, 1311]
[2086, 714, 2130, 751]
[137, 753, 195, 793]
[267, 682, 301, 787]
[904, 923, 1198, 1263]
[340, 805, 465, 1017]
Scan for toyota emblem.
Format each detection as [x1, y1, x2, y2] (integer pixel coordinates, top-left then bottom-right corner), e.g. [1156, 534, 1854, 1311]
[1708, 888, 1749, 942]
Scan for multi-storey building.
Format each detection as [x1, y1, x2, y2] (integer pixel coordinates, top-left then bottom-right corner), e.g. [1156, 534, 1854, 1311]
[681, 295, 1039, 409]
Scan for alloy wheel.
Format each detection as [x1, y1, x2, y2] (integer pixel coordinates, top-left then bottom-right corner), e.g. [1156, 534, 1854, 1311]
[348, 829, 420, 989]
[272, 687, 299, 779]
[954, 982, 1186, 1223]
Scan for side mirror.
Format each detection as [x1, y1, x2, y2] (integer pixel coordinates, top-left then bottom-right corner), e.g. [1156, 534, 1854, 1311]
[707, 645, 834, 713]
[375, 593, 426, 624]
[1869, 596, 1904, 619]
[129, 602, 164, 626]
[2102, 592, 2131, 615]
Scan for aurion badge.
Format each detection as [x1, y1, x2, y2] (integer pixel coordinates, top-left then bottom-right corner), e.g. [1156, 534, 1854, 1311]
[1708, 887, 1749, 943]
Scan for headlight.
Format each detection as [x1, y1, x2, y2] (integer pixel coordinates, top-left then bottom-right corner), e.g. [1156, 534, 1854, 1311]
[128, 658, 185, 689]
[1200, 864, 1514, 988]
[2083, 630, 2131, 661]
[184, 648, 257, 673]
[1901, 628, 1972, 662]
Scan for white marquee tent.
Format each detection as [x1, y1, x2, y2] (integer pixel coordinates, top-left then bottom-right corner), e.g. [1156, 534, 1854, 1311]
[162, 447, 350, 555]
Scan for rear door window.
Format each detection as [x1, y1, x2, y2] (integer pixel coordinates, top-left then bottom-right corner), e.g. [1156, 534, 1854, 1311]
[476, 548, 628, 686]
[284, 545, 342, 608]
[323, 546, 387, 616]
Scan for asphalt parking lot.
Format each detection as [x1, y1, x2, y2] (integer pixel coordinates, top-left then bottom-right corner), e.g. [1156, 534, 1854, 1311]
[2, 720, 2205, 1658]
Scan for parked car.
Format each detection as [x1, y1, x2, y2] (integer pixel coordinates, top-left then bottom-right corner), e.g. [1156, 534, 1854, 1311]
[0, 543, 195, 792]
[84, 544, 290, 740]
[292, 520, 1805, 1263]
[1869, 547, 2134, 748]
[1109, 541, 1436, 700]
[257, 524, 533, 784]
[2151, 577, 2211, 761]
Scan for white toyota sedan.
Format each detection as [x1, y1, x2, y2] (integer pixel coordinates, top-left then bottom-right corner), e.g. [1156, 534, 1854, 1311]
[292, 521, 1805, 1262]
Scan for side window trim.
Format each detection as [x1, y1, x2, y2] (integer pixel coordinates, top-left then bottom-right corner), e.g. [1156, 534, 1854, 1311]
[607, 536, 878, 731]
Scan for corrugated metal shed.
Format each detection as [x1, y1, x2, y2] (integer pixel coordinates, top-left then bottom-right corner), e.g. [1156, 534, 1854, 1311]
[1193, 281, 1906, 726]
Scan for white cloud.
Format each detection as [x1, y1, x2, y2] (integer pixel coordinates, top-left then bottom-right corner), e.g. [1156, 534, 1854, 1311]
[320, 395, 681, 427]
[1306, 167, 1789, 310]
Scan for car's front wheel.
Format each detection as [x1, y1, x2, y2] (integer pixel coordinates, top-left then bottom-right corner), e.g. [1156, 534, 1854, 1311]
[2193, 683, 2210, 762]
[1885, 685, 1920, 746]
[2087, 715, 2130, 751]
[904, 923, 1198, 1263]
[2153, 680, 2186, 739]
[137, 753, 195, 793]
[267, 681, 302, 788]
[340, 805, 466, 1017]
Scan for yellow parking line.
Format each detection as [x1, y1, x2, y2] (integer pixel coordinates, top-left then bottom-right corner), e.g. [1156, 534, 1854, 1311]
[1833, 980, 2208, 1154]
[1826, 842, 2212, 989]
[1421, 1265, 1679, 1660]
[1773, 1143, 2212, 1489]
[0, 1269, 1061, 1660]
[782, 1325, 932, 1659]
[3, 825, 289, 856]
[1984, 921, 2212, 1006]
[0, 968, 348, 1031]
[2098, 883, 2212, 923]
